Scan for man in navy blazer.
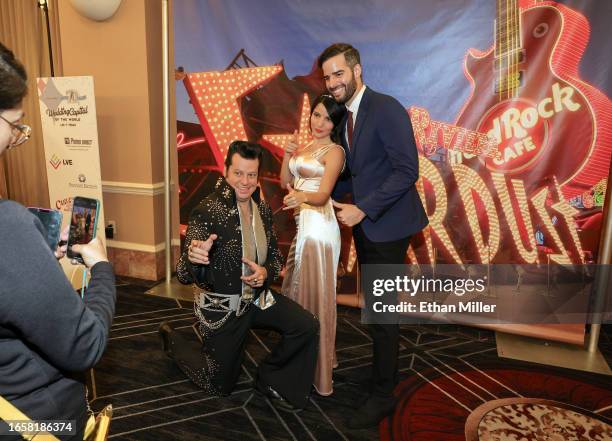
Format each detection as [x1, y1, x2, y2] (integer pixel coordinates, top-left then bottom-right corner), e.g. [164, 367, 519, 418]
[319, 43, 428, 429]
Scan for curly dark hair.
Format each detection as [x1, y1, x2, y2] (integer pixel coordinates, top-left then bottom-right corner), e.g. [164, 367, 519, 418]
[0, 42, 27, 111]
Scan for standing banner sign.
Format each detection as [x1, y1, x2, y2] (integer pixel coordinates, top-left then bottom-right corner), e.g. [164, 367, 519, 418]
[37, 76, 106, 283]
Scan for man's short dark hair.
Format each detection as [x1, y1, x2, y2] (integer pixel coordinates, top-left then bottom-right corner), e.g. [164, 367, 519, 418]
[318, 43, 361, 69]
[225, 140, 263, 170]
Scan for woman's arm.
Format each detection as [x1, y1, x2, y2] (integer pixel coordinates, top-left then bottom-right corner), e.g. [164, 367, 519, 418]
[280, 131, 299, 189]
[283, 145, 344, 208]
[280, 152, 294, 189]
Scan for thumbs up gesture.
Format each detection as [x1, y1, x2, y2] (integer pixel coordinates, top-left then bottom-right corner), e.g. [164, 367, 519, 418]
[282, 183, 308, 210]
[284, 130, 299, 156]
[187, 234, 217, 265]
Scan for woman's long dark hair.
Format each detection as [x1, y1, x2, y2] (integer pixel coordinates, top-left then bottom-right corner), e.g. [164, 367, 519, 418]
[0, 42, 27, 111]
[310, 94, 346, 144]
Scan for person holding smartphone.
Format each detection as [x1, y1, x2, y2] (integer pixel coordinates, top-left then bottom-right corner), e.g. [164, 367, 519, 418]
[0, 43, 116, 440]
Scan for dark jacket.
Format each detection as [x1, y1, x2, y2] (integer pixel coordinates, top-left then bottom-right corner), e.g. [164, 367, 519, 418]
[0, 200, 116, 439]
[333, 87, 429, 241]
[176, 178, 283, 292]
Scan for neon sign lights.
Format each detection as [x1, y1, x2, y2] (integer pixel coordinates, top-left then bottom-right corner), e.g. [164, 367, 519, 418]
[262, 93, 313, 155]
[418, 155, 585, 264]
[182, 65, 606, 266]
[410, 107, 498, 158]
[184, 66, 283, 170]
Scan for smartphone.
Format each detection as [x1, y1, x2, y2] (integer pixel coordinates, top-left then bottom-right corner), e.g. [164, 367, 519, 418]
[67, 196, 100, 264]
[27, 207, 63, 251]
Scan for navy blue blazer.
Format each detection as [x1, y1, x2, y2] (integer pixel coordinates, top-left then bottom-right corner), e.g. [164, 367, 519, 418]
[333, 87, 428, 242]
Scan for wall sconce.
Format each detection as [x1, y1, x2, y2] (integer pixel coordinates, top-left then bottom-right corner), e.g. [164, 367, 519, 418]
[69, 0, 122, 21]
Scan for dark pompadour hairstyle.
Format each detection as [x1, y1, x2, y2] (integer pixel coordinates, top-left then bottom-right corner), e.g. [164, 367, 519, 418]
[0, 42, 27, 111]
[224, 140, 263, 170]
[317, 43, 361, 69]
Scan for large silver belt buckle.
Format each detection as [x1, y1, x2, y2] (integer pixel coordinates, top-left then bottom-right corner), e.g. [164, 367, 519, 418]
[202, 293, 232, 311]
[196, 291, 239, 312]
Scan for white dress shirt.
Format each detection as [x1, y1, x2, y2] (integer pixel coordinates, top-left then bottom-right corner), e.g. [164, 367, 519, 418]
[345, 85, 367, 147]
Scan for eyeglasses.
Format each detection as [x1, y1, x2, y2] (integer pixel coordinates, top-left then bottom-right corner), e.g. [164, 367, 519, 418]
[0, 114, 32, 150]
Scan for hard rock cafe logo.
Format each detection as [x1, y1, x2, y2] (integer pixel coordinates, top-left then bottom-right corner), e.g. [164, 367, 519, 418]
[478, 82, 581, 173]
[411, 82, 582, 174]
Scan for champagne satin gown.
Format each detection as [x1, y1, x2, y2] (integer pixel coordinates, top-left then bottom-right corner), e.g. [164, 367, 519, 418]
[281, 142, 343, 396]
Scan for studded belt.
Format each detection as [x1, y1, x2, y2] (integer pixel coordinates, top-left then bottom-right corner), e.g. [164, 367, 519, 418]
[196, 290, 255, 313]
[194, 289, 254, 330]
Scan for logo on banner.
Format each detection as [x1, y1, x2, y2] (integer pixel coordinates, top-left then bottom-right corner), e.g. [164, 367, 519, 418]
[478, 83, 581, 174]
[55, 197, 73, 211]
[66, 89, 86, 104]
[64, 137, 93, 148]
[38, 79, 87, 112]
[38, 79, 89, 130]
[45, 106, 89, 119]
[49, 154, 73, 170]
[49, 154, 61, 169]
[69, 173, 98, 190]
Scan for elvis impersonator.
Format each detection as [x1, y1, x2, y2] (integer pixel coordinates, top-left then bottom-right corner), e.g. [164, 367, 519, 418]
[159, 141, 319, 411]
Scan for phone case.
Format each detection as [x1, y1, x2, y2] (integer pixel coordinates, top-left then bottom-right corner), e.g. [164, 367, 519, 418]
[27, 208, 62, 251]
[67, 197, 100, 263]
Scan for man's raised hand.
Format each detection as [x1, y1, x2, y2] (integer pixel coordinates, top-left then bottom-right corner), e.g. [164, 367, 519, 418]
[240, 257, 267, 288]
[332, 200, 366, 227]
[187, 234, 217, 265]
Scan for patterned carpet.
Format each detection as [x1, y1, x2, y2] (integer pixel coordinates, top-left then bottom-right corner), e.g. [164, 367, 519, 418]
[90, 278, 612, 440]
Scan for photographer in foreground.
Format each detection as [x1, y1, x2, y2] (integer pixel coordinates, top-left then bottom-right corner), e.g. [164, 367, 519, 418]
[0, 42, 116, 440]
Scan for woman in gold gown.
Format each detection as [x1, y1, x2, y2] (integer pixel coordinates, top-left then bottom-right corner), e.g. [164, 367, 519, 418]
[280, 94, 346, 396]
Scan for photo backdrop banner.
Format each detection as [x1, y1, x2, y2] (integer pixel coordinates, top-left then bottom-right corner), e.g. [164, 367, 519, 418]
[173, 0, 611, 292]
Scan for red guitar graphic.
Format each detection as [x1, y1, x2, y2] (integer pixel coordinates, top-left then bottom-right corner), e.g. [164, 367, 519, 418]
[455, 0, 612, 199]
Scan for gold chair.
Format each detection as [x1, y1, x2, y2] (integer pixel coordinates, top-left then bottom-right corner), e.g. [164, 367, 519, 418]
[83, 404, 113, 441]
[1, 395, 112, 441]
